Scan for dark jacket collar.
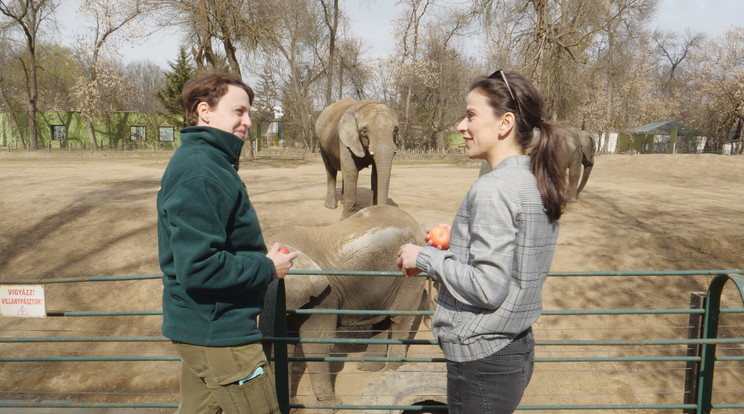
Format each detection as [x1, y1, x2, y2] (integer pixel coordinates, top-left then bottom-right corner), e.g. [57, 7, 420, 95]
[180, 126, 244, 165]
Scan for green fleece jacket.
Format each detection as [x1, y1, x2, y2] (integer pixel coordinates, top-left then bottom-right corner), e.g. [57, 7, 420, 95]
[157, 126, 276, 346]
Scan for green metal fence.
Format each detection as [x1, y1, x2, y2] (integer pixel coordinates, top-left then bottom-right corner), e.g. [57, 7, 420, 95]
[1, 270, 743, 413]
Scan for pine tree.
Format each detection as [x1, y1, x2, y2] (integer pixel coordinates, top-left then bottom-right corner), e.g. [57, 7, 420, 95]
[156, 46, 195, 117]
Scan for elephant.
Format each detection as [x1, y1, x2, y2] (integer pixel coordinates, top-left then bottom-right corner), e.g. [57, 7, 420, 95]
[477, 125, 595, 202]
[262, 205, 428, 410]
[316, 98, 399, 218]
[555, 126, 595, 202]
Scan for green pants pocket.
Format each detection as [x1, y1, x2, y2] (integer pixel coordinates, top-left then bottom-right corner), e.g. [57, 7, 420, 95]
[230, 368, 280, 414]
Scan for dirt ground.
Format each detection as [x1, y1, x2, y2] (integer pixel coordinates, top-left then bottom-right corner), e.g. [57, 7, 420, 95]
[0, 151, 743, 411]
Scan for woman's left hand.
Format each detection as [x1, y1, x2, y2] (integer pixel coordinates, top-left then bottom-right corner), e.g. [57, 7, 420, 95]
[396, 243, 423, 277]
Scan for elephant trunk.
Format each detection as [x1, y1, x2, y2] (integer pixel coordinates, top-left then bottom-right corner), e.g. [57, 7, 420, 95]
[372, 151, 393, 206]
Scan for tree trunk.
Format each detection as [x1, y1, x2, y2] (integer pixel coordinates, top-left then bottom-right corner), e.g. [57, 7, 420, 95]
[8, 112, 26, 150]
[26, 42, 39, 150]
[322, 0, 339, 107]
[86, 115, 98, 151]
[531, 0, 547, 85]
[242, 135, 254, 160]
[193, 0, 215, 71]
[223, 38, 241, 77]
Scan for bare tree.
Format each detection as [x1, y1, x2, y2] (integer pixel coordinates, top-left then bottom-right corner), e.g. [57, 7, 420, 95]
[578, 1, 660, 151]
[153, 0, 276, 76]
[252, 0, 325, 150]
[652, 28, 705, 91]
[336, 35, 373, 100]
[474, 0, 658, 121]
[688, 26, 744, 152]
[0, 41, 27, 149]
[0, 40, 80, 148]
[395, 0, 433, 149]
[121, 60, 166, 112]
[318, 0, 339, 106]
[0, 0, 60, 150]
[421, 9, 472, 150]
[73, 0, 144, 151]
[36, 43, 82, 111]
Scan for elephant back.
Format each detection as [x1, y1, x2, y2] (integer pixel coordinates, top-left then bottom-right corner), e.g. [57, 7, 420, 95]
[271, 205, 426, 316]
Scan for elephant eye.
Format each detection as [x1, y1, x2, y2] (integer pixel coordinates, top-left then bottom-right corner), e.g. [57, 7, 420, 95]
[360, 127, 368, 136]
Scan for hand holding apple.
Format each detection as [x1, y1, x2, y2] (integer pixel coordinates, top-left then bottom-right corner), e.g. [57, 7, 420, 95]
[268, 243, 297, 279]
[426, 224, 450, 250]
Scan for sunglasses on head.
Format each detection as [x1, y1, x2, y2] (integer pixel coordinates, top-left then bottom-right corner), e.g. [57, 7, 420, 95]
[488, 69, 521, 115]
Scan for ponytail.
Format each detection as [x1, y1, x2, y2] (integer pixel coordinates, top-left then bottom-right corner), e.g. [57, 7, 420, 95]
[530, 122, 566, 221]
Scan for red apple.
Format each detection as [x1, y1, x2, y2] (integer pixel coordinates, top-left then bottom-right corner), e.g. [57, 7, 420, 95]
[426, 224, 450, 250]
[278, 246, 290, 254]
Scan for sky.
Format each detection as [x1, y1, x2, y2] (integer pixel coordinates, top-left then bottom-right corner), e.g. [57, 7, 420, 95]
[56, 0, 743, 69]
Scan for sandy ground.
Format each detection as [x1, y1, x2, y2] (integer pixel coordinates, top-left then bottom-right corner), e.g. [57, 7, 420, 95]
[0, 151, 743, 412]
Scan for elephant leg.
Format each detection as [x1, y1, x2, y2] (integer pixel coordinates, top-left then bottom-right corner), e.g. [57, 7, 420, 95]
[384, 290, 427, 370]
[339, 150, 360, 214]
[300, 306, 343, 410]
[566, 158, 581, 202]
[576, 164, 593, 199]
[358, 328, 388, 372]
[321, 152, 339, 209]
[576, 144, 594, 199]
[341, 171, 359, 214]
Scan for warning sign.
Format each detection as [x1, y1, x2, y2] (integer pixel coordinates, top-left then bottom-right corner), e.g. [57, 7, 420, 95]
[0, 285, 46, 318]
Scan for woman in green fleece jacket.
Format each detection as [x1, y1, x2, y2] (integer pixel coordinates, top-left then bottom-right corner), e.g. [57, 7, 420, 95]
[157, 72, 297, 414]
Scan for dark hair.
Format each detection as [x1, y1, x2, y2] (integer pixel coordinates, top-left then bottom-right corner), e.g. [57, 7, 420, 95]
[470, 71, 566, 220]
[181, 72, 255, 126]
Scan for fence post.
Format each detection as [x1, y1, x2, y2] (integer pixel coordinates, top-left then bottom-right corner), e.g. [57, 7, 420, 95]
[260, 279, 290, 414]
[683, 292, 705, 414]
[696, 274, 744, 414]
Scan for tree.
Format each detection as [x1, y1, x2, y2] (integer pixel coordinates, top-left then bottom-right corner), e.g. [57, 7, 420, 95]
[336, 35, 373, 100]
[0, 41, 28, 149]
[652, 29, 705, 92]
[318, 0, 339, 106]
[121, 60, 167, 113]
[36, 43, 83, 111]
[395, 0, 433, 149]
[474, 0, 658, 121]
[0, 0, 60, 150]
[415, 8, 472, 150]
[153, 0, 276, 76]
[156, 46, 195, 117]
[688, 26, 744, 152]
[253, 0, 325, 151]
[73, 0, 145, 150]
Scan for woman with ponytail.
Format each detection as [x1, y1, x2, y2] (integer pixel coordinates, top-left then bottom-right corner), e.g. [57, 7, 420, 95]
[397, 70, 565, 414]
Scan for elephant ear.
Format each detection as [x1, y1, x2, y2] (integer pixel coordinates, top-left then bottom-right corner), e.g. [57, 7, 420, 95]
[339, 106, 366, 157]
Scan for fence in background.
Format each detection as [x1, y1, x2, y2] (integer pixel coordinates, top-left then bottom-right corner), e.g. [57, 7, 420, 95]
[1, 270, 743, 413]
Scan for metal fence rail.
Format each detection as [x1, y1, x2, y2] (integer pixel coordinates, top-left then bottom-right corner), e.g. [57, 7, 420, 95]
[1, 270, 743, 413]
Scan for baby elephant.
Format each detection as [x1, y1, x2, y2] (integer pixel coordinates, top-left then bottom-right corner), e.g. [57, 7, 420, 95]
[265, 205, 427, 410]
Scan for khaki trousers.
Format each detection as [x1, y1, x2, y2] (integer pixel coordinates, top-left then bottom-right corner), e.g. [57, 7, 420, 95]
[173, 341, 280, 414]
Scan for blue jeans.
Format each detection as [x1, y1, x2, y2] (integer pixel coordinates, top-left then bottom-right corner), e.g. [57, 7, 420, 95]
[446, 329, 534, 414]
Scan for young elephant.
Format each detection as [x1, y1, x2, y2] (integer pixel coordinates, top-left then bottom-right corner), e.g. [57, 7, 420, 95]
[264, 205, 427, 410]
[316, 98, 399, 218]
